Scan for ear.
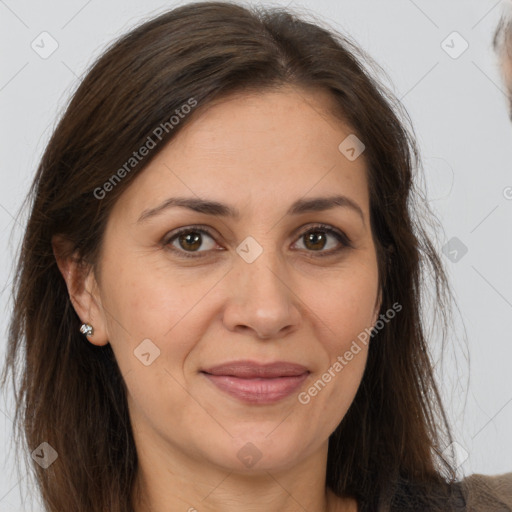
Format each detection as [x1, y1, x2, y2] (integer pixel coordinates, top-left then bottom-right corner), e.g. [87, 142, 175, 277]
[51, 234, 109, 346]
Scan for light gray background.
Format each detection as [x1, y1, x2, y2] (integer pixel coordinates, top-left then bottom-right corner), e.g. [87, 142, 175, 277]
[1, 0, 511, 510]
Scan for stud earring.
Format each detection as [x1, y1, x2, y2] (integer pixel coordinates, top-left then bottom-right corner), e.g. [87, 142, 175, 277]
[79, 323, 94, 336]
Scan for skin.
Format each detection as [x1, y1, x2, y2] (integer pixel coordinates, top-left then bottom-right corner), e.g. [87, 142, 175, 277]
[53, 85, 382, 512]
[496, 26, 512, 118]
[501, 51, 512, 118]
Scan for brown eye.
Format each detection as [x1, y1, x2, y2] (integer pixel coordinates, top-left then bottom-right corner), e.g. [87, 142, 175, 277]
[164, 226, 218, 258]
[177, 232, 202, 251]
[292, 224, 352, 257]
[303, 231, 328, 251]
[163, 223, 351, 260]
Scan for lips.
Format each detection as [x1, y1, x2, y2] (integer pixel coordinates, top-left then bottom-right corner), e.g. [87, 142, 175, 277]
[201, 360, 310, 378]
[200, 360, 310, 404]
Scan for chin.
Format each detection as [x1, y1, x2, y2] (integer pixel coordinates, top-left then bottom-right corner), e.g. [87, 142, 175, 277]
[201, 432, 311, 473]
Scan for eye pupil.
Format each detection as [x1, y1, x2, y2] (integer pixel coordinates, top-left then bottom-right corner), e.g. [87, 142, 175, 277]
[179, 232, 201, 251]
[305, 231, 326, 251]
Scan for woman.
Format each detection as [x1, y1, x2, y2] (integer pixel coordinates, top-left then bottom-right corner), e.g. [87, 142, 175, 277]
[1, 2, 511, 511]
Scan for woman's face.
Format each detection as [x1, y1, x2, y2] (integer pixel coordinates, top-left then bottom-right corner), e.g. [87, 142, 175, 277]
[89, 87, 381, 473]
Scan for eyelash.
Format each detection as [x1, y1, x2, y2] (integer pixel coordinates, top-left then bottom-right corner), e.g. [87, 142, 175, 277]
[162, 223, 353, 260]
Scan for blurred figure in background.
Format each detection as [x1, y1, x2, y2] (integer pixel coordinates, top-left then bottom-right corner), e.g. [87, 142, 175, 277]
[494, 1, 512, 119]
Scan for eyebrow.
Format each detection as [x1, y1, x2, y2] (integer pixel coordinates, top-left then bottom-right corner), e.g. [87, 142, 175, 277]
[137, 194, 365, 224]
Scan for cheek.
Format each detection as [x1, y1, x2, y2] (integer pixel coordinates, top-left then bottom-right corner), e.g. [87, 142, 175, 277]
[102, 266, 201, 424]
[298, 263, 377, 409]
[305, 266, 378, 347]
[101, 253, 206, 337]
[99, 257, 206, 379]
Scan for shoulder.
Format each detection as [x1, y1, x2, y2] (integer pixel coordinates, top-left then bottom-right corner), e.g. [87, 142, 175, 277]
[358, 473, 512, 511]
[383, 473, 512, 511]
[458, 472, 512, 511]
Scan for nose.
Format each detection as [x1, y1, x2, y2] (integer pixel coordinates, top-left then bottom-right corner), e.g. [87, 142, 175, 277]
[221, 247, 302, 340]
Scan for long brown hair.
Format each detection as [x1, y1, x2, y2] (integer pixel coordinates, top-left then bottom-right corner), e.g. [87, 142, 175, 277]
[2, 2, 462, 510]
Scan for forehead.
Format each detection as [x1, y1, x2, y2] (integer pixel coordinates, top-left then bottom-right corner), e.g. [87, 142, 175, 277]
[171, 86, 351, 150]
[112, 87, 371, 221]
